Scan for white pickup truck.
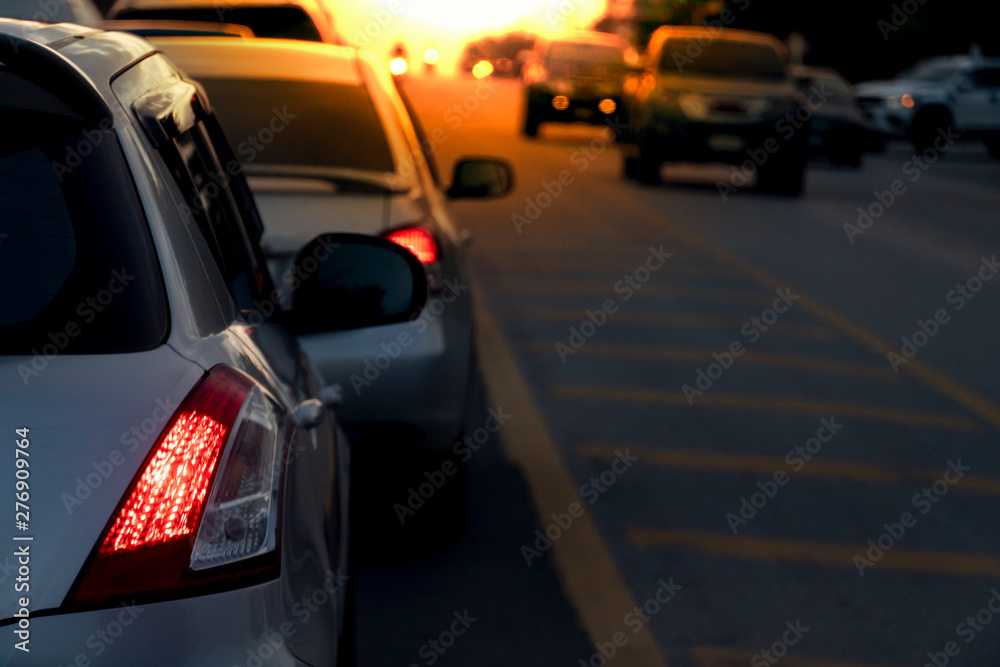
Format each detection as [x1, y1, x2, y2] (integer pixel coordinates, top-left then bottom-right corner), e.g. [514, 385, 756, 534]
[855, 54, 1000, 157]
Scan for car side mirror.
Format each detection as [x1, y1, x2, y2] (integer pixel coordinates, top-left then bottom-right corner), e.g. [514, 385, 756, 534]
[289, 233, 427, 334]
[447, 157, 514, 199]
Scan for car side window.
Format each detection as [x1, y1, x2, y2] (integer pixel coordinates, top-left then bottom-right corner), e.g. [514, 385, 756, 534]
[968, 69, 1000, 89]
[159, 121, 265, 314]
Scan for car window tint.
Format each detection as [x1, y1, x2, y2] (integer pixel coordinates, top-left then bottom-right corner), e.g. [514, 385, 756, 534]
[660, 39, 786, 79]
[1, 0, 79, 22]
[160, 123, 260, 312]
[969, 69, 1000, 88]
[114, 6, 322, 41]
[0, 106, 168, 354]
[199, 78, 395, 173]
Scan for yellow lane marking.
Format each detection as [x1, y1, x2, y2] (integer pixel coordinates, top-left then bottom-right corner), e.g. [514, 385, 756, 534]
[551, 385, 981, 432]
[471, 278, 669, 667]
[491, 280, 775, 305]
[626, 529, 1000, 578]
[480, 262, 745, 279]
[523, 342, 898, 382]
[665, 226, 1000, 432]
[499, 307, 841, 341]
[577, 445, 1000, 495]
[691, 646, 897, 667]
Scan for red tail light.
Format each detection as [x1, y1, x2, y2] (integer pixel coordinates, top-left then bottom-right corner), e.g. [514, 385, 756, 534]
[68, 366, 283, 608]
[385, 226, 438, 264]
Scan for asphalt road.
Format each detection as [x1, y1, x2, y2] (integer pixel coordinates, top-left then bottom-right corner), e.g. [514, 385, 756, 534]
[356, 72, 1000, 667]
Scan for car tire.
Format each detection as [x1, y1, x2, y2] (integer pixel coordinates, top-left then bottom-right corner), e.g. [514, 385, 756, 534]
[623, 144, 660, 184]
[911, 108, 951, 154]
[985, 134, 1000, 160]
[757, 155, 805, 196]
[523, 107, 540, 137]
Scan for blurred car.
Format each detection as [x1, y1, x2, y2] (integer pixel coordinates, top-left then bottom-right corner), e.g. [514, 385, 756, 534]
[521, 31, 627, 137]
[0, 0, 100, 25]
[793, 64, 883, 167]
[151, 37, 513, 484]
[102, 18, 255, 38]
[108, 0, 345, 44]
[461, 31, 535, 78]
[0, 18, 429, 666]
[621, 26, 807, 194]
[855, 53, 1000, 157]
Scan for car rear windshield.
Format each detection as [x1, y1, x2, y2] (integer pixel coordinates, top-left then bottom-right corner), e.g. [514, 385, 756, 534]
[0, 105, 169, 355]
[546, 42, 623, 66]
[660, 39, 786, 79]
[197, 78, 396, 173]
[113, 6, 322, 41]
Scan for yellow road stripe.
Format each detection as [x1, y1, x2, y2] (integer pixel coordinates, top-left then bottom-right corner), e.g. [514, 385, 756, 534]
[691, 646, 897, 667]
[491, 280, 775, 305]
[471, 277, 669, 667]
[577, 445, 1000, 495]
[499, 307, 840, 341]
[523, 342, 897, 382]
[626, 529, 1000, 578]
[552, 385, 981, 432]
[666, 226, 1000, 432]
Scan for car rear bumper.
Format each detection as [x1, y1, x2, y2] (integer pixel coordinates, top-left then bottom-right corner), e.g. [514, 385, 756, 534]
[528, 89, 621, 125]
[641, 117, 802, 163]
[3, 580, 319, 667]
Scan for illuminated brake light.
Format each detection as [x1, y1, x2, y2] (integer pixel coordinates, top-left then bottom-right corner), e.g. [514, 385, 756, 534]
[100, 412, 228, 554]
[386, 227, 438, 264]
[68, 366, 282, 607]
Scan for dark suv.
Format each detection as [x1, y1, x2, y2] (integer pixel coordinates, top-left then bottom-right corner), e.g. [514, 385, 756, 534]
[522, 31, 627, 137]
[621, 26, 807, 194]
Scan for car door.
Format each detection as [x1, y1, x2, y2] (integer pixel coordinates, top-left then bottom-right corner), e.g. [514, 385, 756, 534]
[952, 67, 1000, 131]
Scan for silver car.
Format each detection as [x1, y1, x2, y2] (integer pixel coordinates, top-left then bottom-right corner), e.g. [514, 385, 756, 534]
[0, 19, 427, 665]
[152, 37, 513, 484]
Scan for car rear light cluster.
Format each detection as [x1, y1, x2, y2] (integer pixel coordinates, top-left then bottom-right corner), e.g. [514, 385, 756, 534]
[68, 366, 284, 607]
[384, 225, 438, 264]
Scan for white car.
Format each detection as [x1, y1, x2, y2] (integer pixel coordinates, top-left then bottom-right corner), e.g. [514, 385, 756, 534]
[0, 19, 428, 665]
[153, 37, 513, 494]
[855, 54, 1000, 156]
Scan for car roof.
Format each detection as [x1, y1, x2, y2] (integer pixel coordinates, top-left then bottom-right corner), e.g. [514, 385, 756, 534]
[111, 0, 325, 10]
[148, 36, 361, 84]
[652, 25, 785, 47]
[910, 54, 1000, 70]
[547, 30, 625, 47]
[0, 18, 159, 104]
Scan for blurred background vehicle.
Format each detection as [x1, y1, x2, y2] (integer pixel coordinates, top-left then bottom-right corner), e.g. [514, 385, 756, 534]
[0, 18, 429, 666]
[101, 18, 254, 38]
[107, 0, 345, 44]
[792, 64, 884, 167]
[0, 0, 100, 25]
[855, 51, 1000, 156]
[460, 31, 536, 78]
[621, 26, 807, 194]
[521, 30, 627, 138]
[152, 36, 513, 526]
